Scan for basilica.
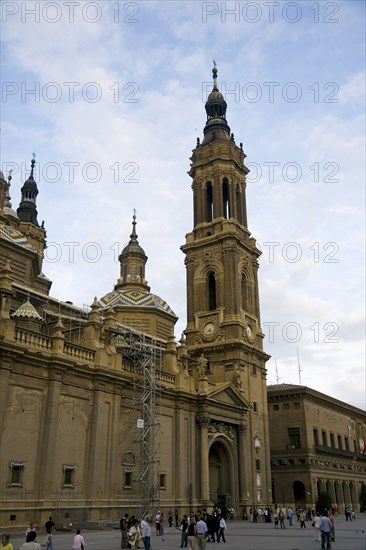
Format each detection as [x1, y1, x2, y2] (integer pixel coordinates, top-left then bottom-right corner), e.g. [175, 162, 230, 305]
[1, 67, 364, 531]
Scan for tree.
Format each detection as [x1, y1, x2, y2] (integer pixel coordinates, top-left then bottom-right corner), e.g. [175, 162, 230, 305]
[316, 491, 332, 513]
[360, 482, 366, 513]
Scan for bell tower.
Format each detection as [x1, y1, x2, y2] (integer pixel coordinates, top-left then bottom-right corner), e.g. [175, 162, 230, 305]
[181, 63, 270, 384]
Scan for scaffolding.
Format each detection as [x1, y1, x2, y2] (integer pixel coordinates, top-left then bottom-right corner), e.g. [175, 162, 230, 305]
[116, 327, 165, 520]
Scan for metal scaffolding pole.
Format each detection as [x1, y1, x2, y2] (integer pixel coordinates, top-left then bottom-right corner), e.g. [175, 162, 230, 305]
[117, 328, 164, 520]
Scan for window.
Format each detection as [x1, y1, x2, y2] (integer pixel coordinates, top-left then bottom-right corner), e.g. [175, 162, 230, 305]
[63, 466, 76, 487]
[283, 403, 290, 410]
[322, 431, 328, 446]
[253, 402, 258, 413]
[124, 471, 132, 488]
[251, 364, 257, 376]
[294, 402, 300, 409]
[330, 433, 335, 447]
[313, 428, 319, 446]
[10, 462, 25, 486]
[222, 179, 230, 219]
[337, 435, 342, 449]
[206, 182, 213, 222]
[159, 473, 167, 490]
[288, 427, 301, 449]
[273, 404, 279, 411]
[208, 272, 216, 310]
[344, 437, 350, 451]
[255, 459, 260, 471]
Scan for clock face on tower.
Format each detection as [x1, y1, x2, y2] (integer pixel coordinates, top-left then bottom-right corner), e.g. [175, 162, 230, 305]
[203, 321, 216, 337]
[246, 324, 253, 338]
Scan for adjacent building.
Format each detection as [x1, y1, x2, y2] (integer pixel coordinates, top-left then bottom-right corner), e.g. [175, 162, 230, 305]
[268, 383, 366, 512]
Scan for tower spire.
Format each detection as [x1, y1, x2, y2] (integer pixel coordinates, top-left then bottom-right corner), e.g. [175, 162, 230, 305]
[115, 211, 150, 291]
[17, 154, 39, 225]
[203, 62, 230, 139]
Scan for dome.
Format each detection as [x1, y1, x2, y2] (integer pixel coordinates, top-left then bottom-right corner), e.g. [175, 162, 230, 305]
[120, 239, 146, 257]
[98, 288, 177, 318]
[11, 298, 42, 320]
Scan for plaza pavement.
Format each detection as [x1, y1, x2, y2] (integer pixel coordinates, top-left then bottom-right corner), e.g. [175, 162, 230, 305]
[4, 516, 366, 550]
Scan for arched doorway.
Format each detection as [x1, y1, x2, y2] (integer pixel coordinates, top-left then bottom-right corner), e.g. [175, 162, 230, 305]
[293, 480, 306, 508]
[209, 439, 236, 511]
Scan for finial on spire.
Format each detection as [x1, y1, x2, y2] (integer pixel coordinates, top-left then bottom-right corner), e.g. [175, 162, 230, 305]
[30, 154, 36, 178]
[131, 209, 137, 239]
[212, 60, 218, 90]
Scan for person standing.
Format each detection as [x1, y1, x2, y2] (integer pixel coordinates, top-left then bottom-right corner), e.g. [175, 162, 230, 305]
[120, 514, 129, 549]
[168, 510, 173, 527]
[195, 516, 207, 550]
[320, 512, 332, 550]
[180, 515, 188, 548]
[313, 512, 321, 541]
[279, 509, 286, 529]
[287, 506, 294, 526]
[155, 511, 161, 536]
[141, 515, 152, 550]
[71, 529, 85, 550]
[20, 531, 41, 550]
[187, 516, 197, 550]
[128, 518, 141, 550]
[217, 515, 227, 543]
[25, 523, 36, 540]
[1, 534, 13, 550]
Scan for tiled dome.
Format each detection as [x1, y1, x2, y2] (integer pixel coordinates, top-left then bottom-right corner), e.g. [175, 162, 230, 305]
[98, 288, 177, 317]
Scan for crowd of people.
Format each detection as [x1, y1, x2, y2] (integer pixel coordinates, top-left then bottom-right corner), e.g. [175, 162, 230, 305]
[0, 504, 358, 550]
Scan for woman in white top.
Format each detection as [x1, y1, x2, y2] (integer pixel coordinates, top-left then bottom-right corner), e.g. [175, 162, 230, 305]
[72, 529, 85, 550]
[19, 531, 41, 550]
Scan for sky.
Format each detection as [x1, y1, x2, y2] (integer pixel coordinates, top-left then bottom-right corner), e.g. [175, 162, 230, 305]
[1, 0, 365, 409]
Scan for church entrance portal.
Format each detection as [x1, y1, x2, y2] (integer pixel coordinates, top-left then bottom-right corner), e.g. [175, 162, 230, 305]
[209, 440, 233, 511]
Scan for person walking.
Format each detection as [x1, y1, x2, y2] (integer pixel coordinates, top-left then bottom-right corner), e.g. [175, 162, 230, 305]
[42, 531, 53, 550]
[1, 534, 13, 550]
[216, 515, 227, 543]
[71, 529, 85, 550]
[196, 516, 208, 550]
[320, 512, 332, 550]
[187, 516, 197, 550]
[299, 510, 306, 528]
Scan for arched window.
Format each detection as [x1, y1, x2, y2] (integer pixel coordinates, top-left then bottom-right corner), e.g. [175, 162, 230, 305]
[241, 272, 249, 312]
[236, 185, 242, 224]
[206, 182, 213, 222]
[222, 179, 230, 219]
[208, 271, 216, 310]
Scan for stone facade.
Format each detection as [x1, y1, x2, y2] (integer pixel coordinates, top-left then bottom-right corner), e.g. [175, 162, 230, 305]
[267, 384, 366, 512]
[0, 68, 271, 531]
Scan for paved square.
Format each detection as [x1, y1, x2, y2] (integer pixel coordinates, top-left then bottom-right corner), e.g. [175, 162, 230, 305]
[4, 516, 366, 550]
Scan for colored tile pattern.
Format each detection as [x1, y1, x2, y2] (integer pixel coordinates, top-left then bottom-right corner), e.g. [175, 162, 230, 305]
[0, 224, 38, 254]
[98, 288, 176, 317]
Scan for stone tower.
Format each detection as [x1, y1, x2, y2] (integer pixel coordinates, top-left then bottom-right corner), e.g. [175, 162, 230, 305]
[182, 65, 272, 508]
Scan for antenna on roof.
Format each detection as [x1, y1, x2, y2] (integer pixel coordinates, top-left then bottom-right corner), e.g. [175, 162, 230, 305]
[297, 348, 303, 385]
[275, 359, 280, 384]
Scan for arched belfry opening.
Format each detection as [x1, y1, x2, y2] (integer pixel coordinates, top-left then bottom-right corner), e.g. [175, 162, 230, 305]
[209, 439, 235, 510]
[208, 271, 217, 310]
[206, 182, 213, 222]
[222, 178, 230, 219]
